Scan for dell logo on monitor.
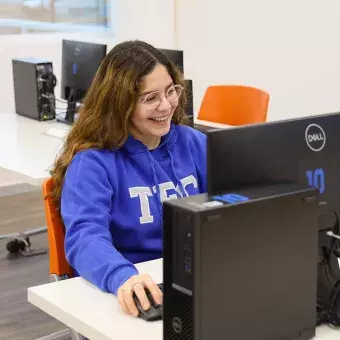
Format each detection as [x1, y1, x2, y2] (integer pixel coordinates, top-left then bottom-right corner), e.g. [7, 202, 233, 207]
[305, 124, 326, 152]
[74, 43, 82, 56]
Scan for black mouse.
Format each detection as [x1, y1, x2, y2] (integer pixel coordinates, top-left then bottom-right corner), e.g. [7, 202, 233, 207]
[133, 283, 163, 321]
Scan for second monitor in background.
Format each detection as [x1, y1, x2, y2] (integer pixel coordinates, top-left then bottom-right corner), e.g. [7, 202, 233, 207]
[159, 48, 194, 124]
[59, 39, 107, 124]
[159, 48, 184, 74]
[185, 79, 194, 127]
[59, 43, 193, 125]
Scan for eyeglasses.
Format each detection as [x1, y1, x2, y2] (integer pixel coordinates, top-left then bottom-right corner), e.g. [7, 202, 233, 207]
[137, 85, 183, 111]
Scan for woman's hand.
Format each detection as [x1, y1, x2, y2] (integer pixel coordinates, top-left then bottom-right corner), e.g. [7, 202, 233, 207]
[117, 273, 163, 317]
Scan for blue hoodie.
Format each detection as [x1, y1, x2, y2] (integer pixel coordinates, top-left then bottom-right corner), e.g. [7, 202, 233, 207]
[61, 123, 206, 295]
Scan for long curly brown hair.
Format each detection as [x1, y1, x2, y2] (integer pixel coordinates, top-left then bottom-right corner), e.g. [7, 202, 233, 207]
[50, 40, 188, 209]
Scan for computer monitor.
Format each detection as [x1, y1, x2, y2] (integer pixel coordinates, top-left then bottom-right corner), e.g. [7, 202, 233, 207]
[158, 49, 192, 122]
[58, 44, 184, 124]
[59, 39, 107, 124]
[206, 111, 340, 232]
[185, 79, 194, 126]
[159, 48, 184, 74]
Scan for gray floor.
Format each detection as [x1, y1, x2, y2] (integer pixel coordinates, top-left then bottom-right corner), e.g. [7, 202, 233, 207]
[0, 177, 70, 340]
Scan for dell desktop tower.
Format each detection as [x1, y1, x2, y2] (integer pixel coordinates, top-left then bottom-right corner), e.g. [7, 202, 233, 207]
[163, 182, 319, 340]
[12, 58, 56, 121]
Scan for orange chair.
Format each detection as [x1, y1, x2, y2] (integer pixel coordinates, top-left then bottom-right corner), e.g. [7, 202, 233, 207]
[42, 178, 86, 340]
[42, 177, 73, 281]
[197, 85, 270, 126]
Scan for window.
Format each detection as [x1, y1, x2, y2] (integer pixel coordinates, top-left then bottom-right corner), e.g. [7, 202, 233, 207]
[0, 0, 110, 34]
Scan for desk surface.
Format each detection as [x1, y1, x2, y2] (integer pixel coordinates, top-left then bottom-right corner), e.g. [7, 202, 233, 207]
[0, 113, 231, 183]
[28, 259, 162, 340]
[28, 258, 340, 340]
[0, 113, 69, 182]
[194, 118, 233, 129]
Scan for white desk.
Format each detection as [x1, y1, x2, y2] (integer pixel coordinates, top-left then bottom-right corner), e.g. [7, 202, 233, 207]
[28, 259, 162, 340]
[0, 113, 70, 183]
[0, 113, 230, 184]
[194, 118, 232, 129]
[28, 258, 340, 340]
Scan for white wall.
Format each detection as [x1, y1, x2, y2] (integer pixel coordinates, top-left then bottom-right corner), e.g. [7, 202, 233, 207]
[112, 0, 176, 49]
[0, 0, 176, 114]
[176, 0, 340, 121]
[3, 0, 340, 122]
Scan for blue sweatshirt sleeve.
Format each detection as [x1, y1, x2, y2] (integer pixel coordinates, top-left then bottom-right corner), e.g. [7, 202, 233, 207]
[61, 151, 138, 295]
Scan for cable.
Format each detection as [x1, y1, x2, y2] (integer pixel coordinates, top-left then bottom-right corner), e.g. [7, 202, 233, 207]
[327, 231, 340, 240]
[325, 209, 340, 257]
[55, 97, 69, 104]
[38, 69, 58, 120]
[317, 208, 340, 326]
[41, 70, 57, 94]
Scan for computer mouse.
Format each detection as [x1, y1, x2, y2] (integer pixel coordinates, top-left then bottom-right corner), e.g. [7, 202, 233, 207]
[133, 283, 163, 321]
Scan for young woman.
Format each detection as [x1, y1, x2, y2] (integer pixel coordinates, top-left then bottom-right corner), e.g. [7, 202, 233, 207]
[50, 40, 206, 317]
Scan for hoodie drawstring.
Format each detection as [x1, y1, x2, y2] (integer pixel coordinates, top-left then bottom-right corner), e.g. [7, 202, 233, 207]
[166, 145, 188, 199]
[144, 145, 189, 221]
[145, 148, 163, 219]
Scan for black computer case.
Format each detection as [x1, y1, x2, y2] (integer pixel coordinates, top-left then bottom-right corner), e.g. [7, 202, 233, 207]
[163, 182, 319, 340]
[12, 58, 55, 121]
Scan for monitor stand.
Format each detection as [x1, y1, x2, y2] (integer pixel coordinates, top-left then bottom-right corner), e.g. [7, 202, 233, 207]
[56, 88, 77, 124]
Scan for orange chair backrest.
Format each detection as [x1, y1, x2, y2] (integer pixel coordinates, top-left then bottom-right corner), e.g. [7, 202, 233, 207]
[197, 85, 270, 126]
[42, 178, 73, 278]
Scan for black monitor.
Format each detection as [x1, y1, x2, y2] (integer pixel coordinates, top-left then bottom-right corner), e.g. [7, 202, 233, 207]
[206, 111, 340, 232]
[158, 49, 193, 122]
[159, 48, 184, 74]
[58, 44, 184, 124]
[185, 79, 193, 126]
[59, 39, 107, 124]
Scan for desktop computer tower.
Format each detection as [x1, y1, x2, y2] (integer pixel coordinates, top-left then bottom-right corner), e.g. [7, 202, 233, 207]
[163, 182, 319, 340]
[12, 58, 55, 121]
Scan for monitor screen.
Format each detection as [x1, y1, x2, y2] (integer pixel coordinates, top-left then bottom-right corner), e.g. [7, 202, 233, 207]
[61, 39, 107, 101]
[159, 48, 184, 74]
[206, 112, 340, 231]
